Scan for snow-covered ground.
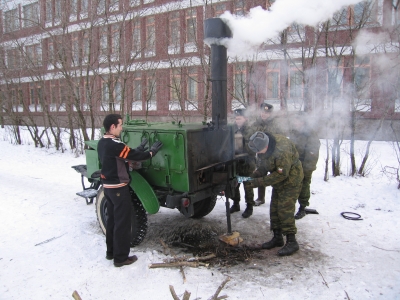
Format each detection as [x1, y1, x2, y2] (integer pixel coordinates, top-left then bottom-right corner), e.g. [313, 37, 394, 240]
[0, 127, 399, 300]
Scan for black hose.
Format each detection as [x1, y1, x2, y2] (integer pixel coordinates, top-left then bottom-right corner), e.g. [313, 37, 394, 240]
[341, 212, 363, 220]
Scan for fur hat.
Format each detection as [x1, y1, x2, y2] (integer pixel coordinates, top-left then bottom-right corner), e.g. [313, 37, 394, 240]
[248, 132, 269, 153]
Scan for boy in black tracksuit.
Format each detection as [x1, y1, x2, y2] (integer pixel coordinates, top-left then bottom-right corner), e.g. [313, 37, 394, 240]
[97, 114, 162, 267]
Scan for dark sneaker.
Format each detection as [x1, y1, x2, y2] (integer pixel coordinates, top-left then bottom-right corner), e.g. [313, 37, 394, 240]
[114, 255, 138, 267]
[242, 205, 253, 218]
[230, 203, 240, 214]
[254, 198, 265, 206]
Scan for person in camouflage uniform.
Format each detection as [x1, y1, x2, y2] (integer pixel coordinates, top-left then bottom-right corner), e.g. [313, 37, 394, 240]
[231, 109, 255, 218]
[251, 103, 282, 206]
[245, 131, 304, 256]
[288, 114, 320, 219]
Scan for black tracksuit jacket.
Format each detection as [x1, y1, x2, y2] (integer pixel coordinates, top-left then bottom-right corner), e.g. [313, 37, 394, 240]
[97, 134, 151, 188]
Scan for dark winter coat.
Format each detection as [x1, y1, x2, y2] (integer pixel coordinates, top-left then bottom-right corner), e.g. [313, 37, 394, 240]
[97, 135, 151, 188]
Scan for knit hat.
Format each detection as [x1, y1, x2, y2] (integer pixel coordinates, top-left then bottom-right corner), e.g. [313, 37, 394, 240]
[248, 132, 270, 153]
[260, 103, 273, 112]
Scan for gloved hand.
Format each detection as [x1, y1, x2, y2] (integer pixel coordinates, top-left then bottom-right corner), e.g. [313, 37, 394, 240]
[136, 138, 148, 152]
[150, 141, 163, 156]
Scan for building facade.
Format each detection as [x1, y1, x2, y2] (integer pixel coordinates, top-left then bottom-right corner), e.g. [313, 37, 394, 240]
[0, 0, 399, 133]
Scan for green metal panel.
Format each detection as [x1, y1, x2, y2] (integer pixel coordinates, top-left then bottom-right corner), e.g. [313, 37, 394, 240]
[129, 170, 160, 214]
[85, 140, 99, 151]
[85, 149, 100, 179]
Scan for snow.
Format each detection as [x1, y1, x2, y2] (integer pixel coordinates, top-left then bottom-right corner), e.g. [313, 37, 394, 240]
[0, 128, 399, 300]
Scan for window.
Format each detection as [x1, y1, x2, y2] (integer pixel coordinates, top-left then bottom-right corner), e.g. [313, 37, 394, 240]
[331, 0, 375, 26]
[130, 0, 140, 7]
[266, 62, 280, 99]
[72, 36, 80, 65]
[214, 3, 227, 17]
[82, 31, 90, 62]
[102, 80, 111, 110]
[71, 0, 78, 16]
[185, 9, 197, 44]
[4, 9, 19, 33]
[169, 69, 182, 110]
[234, 64, 246, 101]
[132, 19, 141, 55]
[98, 0, 106, 14]
[187, 67, 198, 110]
[234, 0, 246, 16]
[132, 72, 142, 111]
[353, 56, 371, 111]
[45, 0, 52, 22]
[26, 44, 42, 66]
[146, 73, 157, 110]
[7, 49, 20, 69]
[169, 12, 180, 49]
[55, 0, 62, 20]
[327, 58, 344, 109]
[23, 2, 39, 28]
[81, 0, 89, 14]
[289, 70, 303, 98]
[100, 26, 109, 56]
[111, 24, 120, 56]
[353, 0, 375, 24]
[114, 81, 122, 103]
[145, 16, 155, 57]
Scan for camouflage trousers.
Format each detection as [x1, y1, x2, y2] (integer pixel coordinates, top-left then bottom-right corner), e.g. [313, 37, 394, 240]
[232, 159, 255, 205]
[270, 182, 302, 236]
[232, 183, 255, 206]
[298, 170, 314, 207]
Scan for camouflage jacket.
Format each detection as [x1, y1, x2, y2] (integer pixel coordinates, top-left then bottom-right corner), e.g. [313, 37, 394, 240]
[251, 116, 284, 136]
[254, 133, 303, 189]
[288, 129, 320, 172]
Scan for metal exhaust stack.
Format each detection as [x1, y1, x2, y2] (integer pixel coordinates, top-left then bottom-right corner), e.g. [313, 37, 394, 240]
[204, 18, 232, 129]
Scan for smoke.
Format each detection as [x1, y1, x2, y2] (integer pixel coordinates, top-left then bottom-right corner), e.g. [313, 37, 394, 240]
[220, 0, 364, 56]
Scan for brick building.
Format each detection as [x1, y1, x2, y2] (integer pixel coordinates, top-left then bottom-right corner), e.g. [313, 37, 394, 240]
[0, 0, 399, 136]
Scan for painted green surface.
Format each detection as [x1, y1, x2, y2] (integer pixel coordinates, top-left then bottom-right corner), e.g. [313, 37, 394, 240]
[129, 170, 160, 214]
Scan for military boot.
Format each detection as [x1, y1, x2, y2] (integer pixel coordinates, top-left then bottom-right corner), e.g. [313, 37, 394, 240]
[242, 204, 253, 218]
[262, 229, 284, 249]
[277, 234, 299, 256]
[229, 202, 240, 214]
[295, 205, 306, 220]
[254, 187, 266, 206]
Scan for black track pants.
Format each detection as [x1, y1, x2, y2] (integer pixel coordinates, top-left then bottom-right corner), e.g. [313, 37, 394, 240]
[104, 186, 132, 263]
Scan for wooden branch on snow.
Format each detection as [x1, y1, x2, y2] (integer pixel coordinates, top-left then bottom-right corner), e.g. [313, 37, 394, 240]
[180, 266, 186, 283]
[150, 261, 207, 268]
[372, 245, 400, 252]
[188, 253, 216, 262]
[208, 277, 230, 300]
[72, 290, 82, 300]
[182, 290, 191, 300]
[318, 271, 329, 288]
[169, 285, 180, 300]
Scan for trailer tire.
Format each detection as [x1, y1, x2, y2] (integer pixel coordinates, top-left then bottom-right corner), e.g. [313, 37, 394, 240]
[95, 186, 148, 247]
[191, 195, 217, 219]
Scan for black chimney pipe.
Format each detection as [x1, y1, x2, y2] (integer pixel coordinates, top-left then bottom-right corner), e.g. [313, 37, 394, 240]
[204, 18, 232, 129]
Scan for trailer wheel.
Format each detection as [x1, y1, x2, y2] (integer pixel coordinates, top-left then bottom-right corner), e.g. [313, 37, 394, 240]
[95, 187, 148, 247]
[191, 195, 217, 219]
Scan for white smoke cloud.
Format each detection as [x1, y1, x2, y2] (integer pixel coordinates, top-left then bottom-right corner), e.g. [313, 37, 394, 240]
[220, 0, 364, 55]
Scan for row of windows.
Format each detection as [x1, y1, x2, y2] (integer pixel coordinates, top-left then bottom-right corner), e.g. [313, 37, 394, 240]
[2, 0, 160, 33]
[3, 55, 378, 114]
